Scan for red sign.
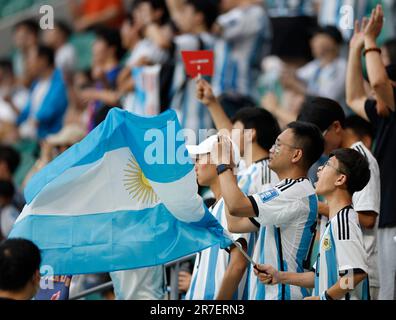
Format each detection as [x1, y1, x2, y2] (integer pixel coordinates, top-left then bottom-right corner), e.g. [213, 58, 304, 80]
[181, 50, 214, 78]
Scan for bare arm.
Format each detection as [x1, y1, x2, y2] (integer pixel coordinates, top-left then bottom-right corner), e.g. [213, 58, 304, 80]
[364, 5, 395, 111]
[325, 272, 368, 300]
[196, 79, 233, 133]
[166, 0, 185, 31]
[254, 264, 315, 289]
[358, 211, 377, 229]
[346, 20, 370, 121]
[225, 204, 259, 233]
[216, 241, 249, 300]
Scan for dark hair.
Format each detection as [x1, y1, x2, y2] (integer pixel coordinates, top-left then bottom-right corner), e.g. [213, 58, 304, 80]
[312, 25, 343, 45]
[287, 121, 325, 169]
[0, 180, 15, 199]
[95, 27, 125, 61]
[329, 148, 370, 194]
[14, 19, 39, 36]
[186, 0, 219, 29]
[297, 96, 345, 132]
[344, 115, 374, 140]
[231, 107, 281, 151]
[0, 238, 41, 291]
[384, 38, 396, 65]
[133, 0, 170, 25]
[54, 20, 72, 40]
[0, 145, 21, 174]
[37, 45, 55, 67]
[0, 59, 13, 74]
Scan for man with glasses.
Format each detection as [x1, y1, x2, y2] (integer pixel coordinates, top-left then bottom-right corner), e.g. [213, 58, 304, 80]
[212, 121, 324, 300]
[298, 96, 381, 299]
[255, 148, 370, 300]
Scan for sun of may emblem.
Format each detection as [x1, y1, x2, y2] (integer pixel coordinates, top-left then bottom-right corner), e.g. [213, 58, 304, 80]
[123, 155, 159, 205]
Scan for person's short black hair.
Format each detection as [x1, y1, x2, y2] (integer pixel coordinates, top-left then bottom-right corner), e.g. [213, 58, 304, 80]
[186, 0, 219, 29]
[384, 38, 396, 65]
[329, 148, 370, 195]
[344, 115, 374, 140]
[311, 25, 343, 45]
[95, 27, 125, 61]
[36, 45, 55, 67]
[297, 96, 346, 132]
[54, 20, 72, 40]
[134, 0, 170, 25]
[0, 238, 41, 291]
[231, 107, 281, 151]
[287, 121, 325, 170]
[0, 180, 15, 199]
[0, 145, 21, 174]
[0, 59, 13, 74]
[14, 19, 39, 36]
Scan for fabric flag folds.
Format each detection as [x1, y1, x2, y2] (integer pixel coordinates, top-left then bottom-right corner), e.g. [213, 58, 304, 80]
[9, 108, 231, 275]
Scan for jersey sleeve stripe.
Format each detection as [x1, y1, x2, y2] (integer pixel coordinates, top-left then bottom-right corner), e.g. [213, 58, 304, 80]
[248, 195, 259, 217]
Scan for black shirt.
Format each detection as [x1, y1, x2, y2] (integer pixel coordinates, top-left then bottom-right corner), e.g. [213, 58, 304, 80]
[365, 98, 396, 228]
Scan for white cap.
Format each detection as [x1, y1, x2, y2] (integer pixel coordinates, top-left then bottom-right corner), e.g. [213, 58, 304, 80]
[186, 135, 240, 165]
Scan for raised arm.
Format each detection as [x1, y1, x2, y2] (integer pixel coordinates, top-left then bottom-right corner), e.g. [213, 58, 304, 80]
[196, 79, 233, 133]
[364, 5, 395, 111]
[346, 19, 370, 121]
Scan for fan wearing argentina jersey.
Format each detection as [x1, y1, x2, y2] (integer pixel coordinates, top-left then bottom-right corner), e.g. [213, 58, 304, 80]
[298, 99, 381, 299]
[211, 0, 271, 97]
[256, 149, 371, 300]
[213, 121, 324, 300]
[165, 0, 219, 136]
[184, 135, 252, 300]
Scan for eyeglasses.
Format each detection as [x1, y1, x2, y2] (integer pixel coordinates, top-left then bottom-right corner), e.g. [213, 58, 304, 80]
[272, 140, 301, 153]
[318, 159, 348, 175]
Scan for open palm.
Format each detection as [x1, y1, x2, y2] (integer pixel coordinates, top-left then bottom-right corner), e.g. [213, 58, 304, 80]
[350, 18, 368, 50]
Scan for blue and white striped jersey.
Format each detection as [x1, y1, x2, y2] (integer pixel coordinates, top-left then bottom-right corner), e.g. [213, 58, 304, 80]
[185, 199, 253, 300]
[212, 4, 271, 97]
[314, 206, 370, 300]
[248, 178, 318, 300]
[264, 0, 316, 17]
[170, 33, 215, 138]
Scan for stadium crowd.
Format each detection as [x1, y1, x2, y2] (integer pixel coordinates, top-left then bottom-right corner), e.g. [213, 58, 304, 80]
[0, 0, 396, 300]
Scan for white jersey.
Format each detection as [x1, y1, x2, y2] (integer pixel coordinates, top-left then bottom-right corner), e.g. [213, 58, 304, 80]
[212, 4, 271, 97]
[248, 178, 318, 300]
[169, 33, 215, 137]
[185, 199, 252, 300]
[319, 141, 380, 287]
[237, 158, 279, 195]
[314, 206, 370, 300]
[110, 266, 165, 300]
[296, 57, 347, 113]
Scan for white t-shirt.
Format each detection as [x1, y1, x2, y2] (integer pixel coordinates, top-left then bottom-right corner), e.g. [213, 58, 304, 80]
[248, 178, 318, 300]
[185, 199, 252, 300]
[313, 206, 370, 300]
[56, 43, 76, 73]
[110, 266, 165, 300]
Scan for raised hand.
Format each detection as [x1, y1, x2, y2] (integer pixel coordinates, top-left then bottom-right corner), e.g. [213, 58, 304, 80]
[196, 78, 216, 106]
[364, 4, 384, 41]
[350, 18, 368, 51]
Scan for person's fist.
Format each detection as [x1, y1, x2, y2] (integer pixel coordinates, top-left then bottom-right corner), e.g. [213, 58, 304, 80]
[178, 271, 192, 292]
[254, 264, 279, 285]
[196, 79, 216, 106]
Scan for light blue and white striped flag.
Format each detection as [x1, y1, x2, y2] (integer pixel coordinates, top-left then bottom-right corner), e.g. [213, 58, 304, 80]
[9, 108, 231, 275]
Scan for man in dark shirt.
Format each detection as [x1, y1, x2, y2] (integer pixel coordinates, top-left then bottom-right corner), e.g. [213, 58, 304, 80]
[346, 5, 396, 299]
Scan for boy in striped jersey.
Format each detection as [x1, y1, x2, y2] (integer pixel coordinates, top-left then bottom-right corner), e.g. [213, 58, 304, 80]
[256, 148, 370, 300]
[213, 121, 324, 300]
[298, 97, 381, 298]
[184, 135, 252, 300]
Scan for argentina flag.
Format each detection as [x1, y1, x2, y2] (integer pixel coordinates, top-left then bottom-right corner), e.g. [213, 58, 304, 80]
[9, 108, 231, 275]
